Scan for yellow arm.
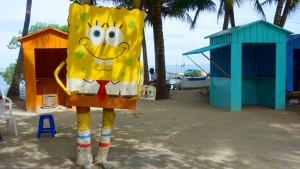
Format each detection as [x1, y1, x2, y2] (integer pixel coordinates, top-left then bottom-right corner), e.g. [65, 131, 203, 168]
[129, 62, 143, 101]
[54, 60, 78, 96]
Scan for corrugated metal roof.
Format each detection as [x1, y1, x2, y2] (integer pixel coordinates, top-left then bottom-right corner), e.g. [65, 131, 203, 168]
[287, 34, 300, 42]
[18, 28, 68, 41]
[205, 20, 293, 39]
[182, 43, 230, 55]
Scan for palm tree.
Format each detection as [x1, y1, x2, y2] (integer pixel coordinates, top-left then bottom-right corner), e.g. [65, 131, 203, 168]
[217, 0, 239, 30]
[273, 0, 284, 26]
[7, 0, 32, 98]
[139, 1, 150, 84]
[279, 0, 291, 26]
[100, 0, 216, 99]
[152, 0, 169, 99]
[142, 30, 150, 84]
[262, 0, 299, 27]
[217, 0, 265, 30]
[162, 0, 216, 29]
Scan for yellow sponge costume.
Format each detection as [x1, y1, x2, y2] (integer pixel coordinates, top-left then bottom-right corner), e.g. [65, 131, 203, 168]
[64, 4, 145, 98]
[54, 4, 146, 166]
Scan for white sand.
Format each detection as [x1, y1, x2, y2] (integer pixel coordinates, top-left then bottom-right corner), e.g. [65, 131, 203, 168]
[1, 89, 300, 169]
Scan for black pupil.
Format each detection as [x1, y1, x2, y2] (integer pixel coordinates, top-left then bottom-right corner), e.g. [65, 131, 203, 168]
[93, 30, 100, 37]
[109, 31, 115, 38]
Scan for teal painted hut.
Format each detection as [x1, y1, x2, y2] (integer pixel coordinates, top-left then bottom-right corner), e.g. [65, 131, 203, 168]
[183, 20, 293, 111]
[286, 34, 300, 92]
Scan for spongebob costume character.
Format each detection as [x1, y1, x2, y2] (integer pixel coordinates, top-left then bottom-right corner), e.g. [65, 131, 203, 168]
[55, 4, 145, 166]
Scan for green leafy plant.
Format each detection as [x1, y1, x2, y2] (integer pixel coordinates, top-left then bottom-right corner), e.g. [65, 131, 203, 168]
[2, 63, 17, 85]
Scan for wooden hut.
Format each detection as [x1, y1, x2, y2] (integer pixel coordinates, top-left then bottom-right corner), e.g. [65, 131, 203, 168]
[19, 28, 68, 112]
[183, 20, 293, 111]
[286, 34, 300, 92]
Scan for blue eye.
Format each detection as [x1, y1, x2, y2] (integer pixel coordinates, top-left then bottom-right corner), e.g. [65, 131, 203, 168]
[87, 26, 105, 45]
[105, 27, 124, 46]
[108, 31, 115, 38]
[93, 30, 100, 37]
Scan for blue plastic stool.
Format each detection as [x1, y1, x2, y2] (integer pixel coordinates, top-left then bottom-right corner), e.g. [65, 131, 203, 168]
[38, 114, 56, 138]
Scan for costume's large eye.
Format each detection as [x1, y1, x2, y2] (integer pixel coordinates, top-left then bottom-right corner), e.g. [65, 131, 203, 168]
[87, 26, 105, 45]
[105, 27, 124, 46]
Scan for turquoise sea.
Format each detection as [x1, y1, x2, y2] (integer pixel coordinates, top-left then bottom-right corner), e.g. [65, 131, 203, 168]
[0, 64, 209, 96]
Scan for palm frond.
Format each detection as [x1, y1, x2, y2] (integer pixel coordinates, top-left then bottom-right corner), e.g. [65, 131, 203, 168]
[253, 0, 266, 19]
[234, 0, 245, 7]
[289, 0, 300, 13]
[190, 8, 201, 29]
[260, 0, 275, 6]
[217, 0, 225, 23]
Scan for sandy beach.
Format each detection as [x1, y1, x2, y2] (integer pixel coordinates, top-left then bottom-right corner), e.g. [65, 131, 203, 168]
[1, 89, 300, 169]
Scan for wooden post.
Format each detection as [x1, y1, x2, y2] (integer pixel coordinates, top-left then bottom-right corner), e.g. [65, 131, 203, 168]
[95, 108, 116, 164]
[76, 106, 93, 165]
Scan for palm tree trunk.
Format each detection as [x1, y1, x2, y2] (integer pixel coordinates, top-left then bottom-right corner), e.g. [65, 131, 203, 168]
[133, 0, 141, 8]
[153, 0, 169, 100]
[279, 0, 291, 27]
[274, 0, 284, 26]
[7, 0, 32, 98]
[80, 0, 92, 5]
[229, 6, 235, 28]
[132, 0, 149, 84]
[142, 30, 150, 84]
[222, 2, 230, 30]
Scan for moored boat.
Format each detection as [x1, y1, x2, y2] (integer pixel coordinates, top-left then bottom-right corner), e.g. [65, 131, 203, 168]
[167, 69, 210, 90]
[177, 76, 209, 89]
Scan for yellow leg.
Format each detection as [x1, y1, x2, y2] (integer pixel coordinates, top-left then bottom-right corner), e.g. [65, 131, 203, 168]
[95, 108, 116, 164]
[76, 107, 93, 165]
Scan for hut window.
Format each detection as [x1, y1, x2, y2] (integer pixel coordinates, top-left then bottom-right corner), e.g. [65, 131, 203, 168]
[242, 43, 275, 78]
[210, 45, 231, 77]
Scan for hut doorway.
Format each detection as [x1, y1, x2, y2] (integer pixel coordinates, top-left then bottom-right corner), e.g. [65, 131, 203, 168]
[34, 48, 67, 106]
[242, 43, 276, 107]
[293, 49, 300, 91]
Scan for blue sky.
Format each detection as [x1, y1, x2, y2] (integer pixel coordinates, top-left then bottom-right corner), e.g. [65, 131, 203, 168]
[0, 0, 299, 69]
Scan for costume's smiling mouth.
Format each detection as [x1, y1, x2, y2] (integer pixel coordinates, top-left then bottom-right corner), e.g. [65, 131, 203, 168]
[84, 45, 128, 65]
[90, 46, 125, 71]
[79, 37, 130, 71]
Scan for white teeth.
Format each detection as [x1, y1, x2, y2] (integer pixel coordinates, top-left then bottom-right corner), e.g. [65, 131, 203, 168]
[94, 58, 112, 65]
[105, 59, 112, 65]
[95, 58, 102, 64]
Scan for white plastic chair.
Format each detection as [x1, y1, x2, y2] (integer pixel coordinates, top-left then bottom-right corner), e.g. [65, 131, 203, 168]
[0, 96, 18, 136]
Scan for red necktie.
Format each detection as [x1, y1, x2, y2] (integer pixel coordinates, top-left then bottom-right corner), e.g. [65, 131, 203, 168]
[96, 80, 110, 101]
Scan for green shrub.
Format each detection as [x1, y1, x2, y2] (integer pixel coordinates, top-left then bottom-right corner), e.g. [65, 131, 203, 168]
[2, 63, 16, 85]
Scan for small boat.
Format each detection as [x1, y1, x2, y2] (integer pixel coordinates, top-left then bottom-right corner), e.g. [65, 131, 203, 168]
[167, 69, 210, 90]
[177, 76, 210, 89]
